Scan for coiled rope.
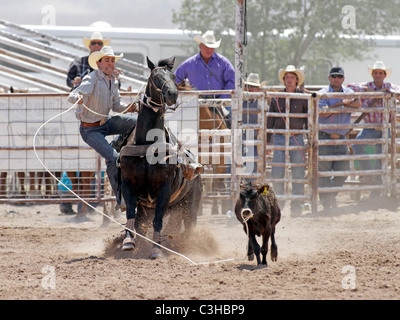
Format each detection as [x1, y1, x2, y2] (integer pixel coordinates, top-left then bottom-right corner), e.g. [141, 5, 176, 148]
[32, 95, 247, 266]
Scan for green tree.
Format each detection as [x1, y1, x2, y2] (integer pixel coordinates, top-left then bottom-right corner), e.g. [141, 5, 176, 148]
[173, 0, 400, 85]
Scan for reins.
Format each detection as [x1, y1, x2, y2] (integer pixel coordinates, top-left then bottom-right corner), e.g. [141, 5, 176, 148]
[143, 66, 175, 110]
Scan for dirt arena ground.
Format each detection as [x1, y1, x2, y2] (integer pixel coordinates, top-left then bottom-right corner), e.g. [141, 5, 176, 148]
[0, 192, 399, 301]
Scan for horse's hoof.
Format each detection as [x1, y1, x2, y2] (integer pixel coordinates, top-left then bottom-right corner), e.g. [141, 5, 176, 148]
[150, 253, 163, 260]
[122, 242, 135, 251]
[122, 231, 136, 251]
[149, 246, 163, 260]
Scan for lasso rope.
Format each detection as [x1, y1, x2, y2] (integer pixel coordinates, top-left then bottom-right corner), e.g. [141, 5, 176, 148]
[79, 83, 146, 118]
[32, 94, 247, 266]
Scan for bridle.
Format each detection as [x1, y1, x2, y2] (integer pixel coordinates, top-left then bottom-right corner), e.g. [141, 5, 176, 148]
[143, 66, 176, 110]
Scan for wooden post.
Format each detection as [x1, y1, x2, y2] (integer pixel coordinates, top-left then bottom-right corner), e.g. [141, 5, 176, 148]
[310, 93, 319, 213]
[231, 0, 245, 204]
[390, 95, 397, 198]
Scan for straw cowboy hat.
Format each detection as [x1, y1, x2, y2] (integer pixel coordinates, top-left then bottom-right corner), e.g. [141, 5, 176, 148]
[193, 31, 221, 48]
[245, 73, 266, 87]
[278, 65, 305, 86]
[368, 61, 391, 78]
[82, 31, 111, 49]
[88, 46, 123, 70]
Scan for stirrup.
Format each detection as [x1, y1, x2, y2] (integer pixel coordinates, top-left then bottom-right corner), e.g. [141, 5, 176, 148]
[182, 163, 202, 180]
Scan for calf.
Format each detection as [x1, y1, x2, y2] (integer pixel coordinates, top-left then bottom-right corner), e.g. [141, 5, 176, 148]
[235, 182, 281, 266]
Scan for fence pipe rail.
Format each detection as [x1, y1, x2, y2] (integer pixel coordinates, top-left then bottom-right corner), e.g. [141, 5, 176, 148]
[0, 90, 399, 214]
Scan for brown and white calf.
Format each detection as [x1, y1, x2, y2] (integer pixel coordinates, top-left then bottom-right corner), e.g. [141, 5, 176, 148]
[235, 182, 281, 266]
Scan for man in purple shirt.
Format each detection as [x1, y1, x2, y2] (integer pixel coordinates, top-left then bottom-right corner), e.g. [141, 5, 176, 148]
[176, 31, 235, 215]
[175, 30, 235, 97]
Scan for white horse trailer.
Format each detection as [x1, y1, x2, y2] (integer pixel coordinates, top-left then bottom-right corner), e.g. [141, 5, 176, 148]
[339, 35, 400, 86]
[0, 22, 194, 92]
[1, 21, 400, 91]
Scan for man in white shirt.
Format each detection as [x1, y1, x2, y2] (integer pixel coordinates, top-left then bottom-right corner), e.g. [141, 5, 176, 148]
[68, 46, 137, 211]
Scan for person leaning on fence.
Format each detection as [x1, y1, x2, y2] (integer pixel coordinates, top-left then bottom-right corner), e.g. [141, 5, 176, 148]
[318, 67, 361, 210]
[175, 30, 235, 215]
[347, 61, 400, 197]
[66, 32, 110, 89]
[175, 30, 235, 103]
[243, 73, 266, 177]
[67, 46, 137, 214]
[266, 65, 308, 216]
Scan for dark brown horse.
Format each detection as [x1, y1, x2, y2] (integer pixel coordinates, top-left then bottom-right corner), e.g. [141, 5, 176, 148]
[118, 57, 201, 259]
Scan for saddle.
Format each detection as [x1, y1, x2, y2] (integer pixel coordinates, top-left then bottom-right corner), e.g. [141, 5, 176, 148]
[112, 126, 202, 181]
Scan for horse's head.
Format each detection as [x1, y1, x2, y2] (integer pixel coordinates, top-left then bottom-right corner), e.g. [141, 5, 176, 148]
[146, 56, 178, 107]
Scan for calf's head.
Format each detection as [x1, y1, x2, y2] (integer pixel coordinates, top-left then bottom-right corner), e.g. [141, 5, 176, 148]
[235, 182, 271, 222]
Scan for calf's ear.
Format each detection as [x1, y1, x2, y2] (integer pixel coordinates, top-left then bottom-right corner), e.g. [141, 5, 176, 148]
[258, 184, 270, 196]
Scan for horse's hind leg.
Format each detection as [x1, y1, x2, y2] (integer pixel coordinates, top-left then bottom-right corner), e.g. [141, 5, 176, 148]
[150, 182, 171, 260]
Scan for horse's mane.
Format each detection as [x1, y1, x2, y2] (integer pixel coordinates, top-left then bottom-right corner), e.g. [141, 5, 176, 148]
[154, 56, 193, 91]
[157, 57, 175, 70]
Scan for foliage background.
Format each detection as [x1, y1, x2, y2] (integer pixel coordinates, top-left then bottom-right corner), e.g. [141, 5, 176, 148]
[173, 0, 400, 85]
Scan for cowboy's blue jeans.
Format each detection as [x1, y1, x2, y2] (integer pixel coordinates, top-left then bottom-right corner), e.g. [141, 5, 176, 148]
[271, 134, 305, 208]
[351, 128, 383, 172]
[79, 115, 137, 205]
[318, 135, 349, 206]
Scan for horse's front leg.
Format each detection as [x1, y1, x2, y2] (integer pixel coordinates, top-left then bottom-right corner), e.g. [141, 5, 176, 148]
[150, 181, 172, 260]
[121, 180, 137, 251]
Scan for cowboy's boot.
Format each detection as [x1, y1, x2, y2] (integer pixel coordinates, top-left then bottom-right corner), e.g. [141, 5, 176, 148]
[122, 218, 136, 251]
[181, 148, 202, 180]
[110, 133, 130, 152]
[167, 129, 202, 180]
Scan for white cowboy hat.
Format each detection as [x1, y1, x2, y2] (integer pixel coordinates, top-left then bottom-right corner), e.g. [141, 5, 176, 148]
[88, 46, 123, 70]
[245, 73, 266, 87]
[193, 31, 221, 48]
[368, 61, 391, 78]
[278, 65, 305, 86]
[82, 31, 111, 49]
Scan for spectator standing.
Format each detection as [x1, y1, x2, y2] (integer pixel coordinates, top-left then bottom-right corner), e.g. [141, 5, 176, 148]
[267, 65, 308, 215]
[66, 31, 110, 89]
[175, 30, 235, 100]
[175, 30, 235, 215]
[243, 73, 266, 177]
[318, 67, 361, 209]
[347, 61, 400, 197]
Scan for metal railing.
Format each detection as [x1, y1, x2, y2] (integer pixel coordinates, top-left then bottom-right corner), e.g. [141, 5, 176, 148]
[0, 90, 399, 214]
[261, 90, 399, 213]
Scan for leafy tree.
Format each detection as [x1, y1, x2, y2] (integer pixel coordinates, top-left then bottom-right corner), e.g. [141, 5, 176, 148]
[173, 0, 400, 85]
